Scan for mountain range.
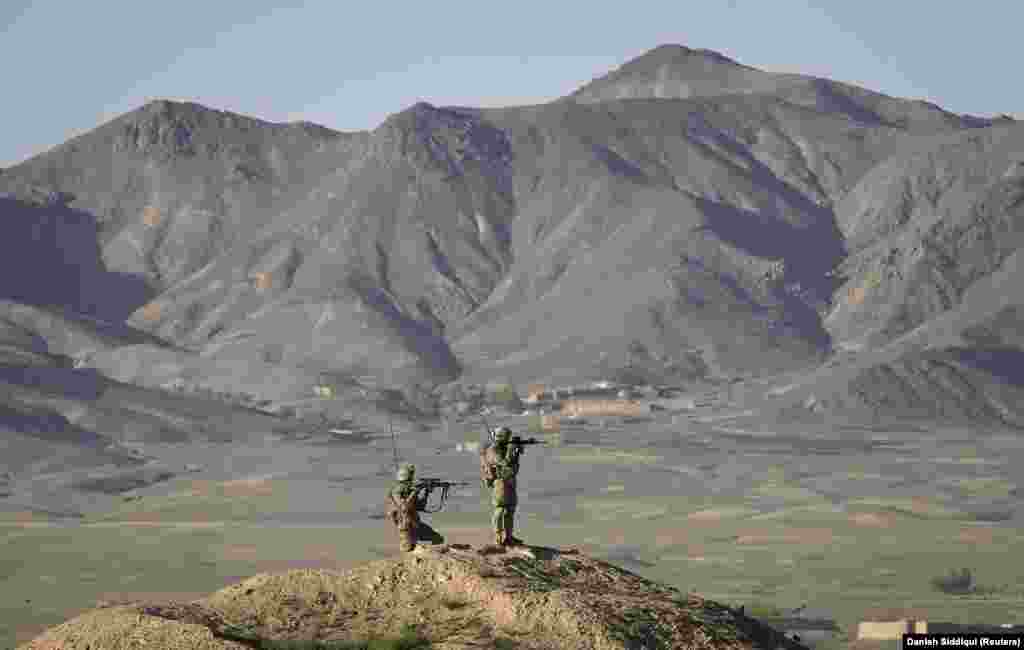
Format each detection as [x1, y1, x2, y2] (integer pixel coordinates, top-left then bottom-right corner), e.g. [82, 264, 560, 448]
[2, 43, 1023, 440]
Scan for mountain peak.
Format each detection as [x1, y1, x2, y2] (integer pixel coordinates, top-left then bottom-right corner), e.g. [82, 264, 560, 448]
[132, 98, 219, 120]
[637, 43, 742, 66]
[569, 43, 770, 103]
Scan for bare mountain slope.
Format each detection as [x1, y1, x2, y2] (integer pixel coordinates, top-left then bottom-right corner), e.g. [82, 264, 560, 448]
[765, 240, 1024, 427]
[0, 297, 296, 518]
[739, 123, 1024, 425]
[124, 90, 980, 389]
[571, 44, 991, 133]
[0, 44, 1015, 422]
[570, 44, 790, 102]
[826, 122, 1024, 349]
[0, 191, 152, 321]
[1, 100, 361, 293]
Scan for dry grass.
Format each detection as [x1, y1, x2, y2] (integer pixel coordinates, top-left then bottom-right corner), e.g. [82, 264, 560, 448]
[557, 449, 662, 465]
[185, 478, 276, 497]
[651, 528, 692, 548]
[562, 399, 644, 417]
[222, 478, 275, 497]
[142, 205, 162, 226]
[847, 496, 962, 520]
[580, 500, 668, 521]
[848, 285, 867, 305]
[0, 510, 46, 525]
[252, 272, 272, 290]
[733, 527, 834, 545]
[526, 383, 546, 402]
[948, 477, 1015, 498]
[221, 544, 262, 561]
[685, 507, 754, 522]
[140, 302, 163, 321]
[955, 526, 998, 545]
[849, 512, 898, 528]
[541, 414, 561, 431]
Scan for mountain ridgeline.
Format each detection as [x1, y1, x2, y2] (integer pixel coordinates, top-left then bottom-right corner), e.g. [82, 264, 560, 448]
[2, 44, 1022, 426]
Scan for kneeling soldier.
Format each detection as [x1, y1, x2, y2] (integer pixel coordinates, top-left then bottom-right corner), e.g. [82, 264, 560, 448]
[386, 464, 444, 552]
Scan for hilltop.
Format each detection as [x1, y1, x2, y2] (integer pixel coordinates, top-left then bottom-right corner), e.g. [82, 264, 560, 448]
[17, 545, 808, 650]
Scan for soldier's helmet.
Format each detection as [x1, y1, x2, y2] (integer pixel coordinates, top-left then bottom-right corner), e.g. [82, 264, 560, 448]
[495, 427, 512, 443]
[397, 464, 415, 482]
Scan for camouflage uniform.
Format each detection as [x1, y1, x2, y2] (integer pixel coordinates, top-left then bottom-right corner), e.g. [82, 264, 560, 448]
[480, 427, 523, 546]
[386, 464, 444, 552]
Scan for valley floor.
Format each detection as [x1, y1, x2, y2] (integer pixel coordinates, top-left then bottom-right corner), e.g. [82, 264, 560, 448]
[3, 402, 1024, 648]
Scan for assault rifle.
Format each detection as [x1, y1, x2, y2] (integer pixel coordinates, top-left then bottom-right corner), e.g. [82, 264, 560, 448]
[508, 435, 545, 447]
[506, 436, 545, 464]
[414, 478, 471, 513]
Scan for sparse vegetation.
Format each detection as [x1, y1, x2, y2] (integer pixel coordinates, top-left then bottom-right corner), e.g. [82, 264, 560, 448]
[744, 602, 785, 618]
[439, 596, 467, 610]
[402, 382, 440, 417]
[488, 383, 523, 412]
[219, 622, 431, 649]
[930, 567, 975, 595]
[611, 606, 668, 648]
[971, 508, 1014, 522]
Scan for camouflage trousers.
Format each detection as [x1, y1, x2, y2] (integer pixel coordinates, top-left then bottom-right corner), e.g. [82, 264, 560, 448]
[492, 504, 516, 544]
[398, 521, 445, 552]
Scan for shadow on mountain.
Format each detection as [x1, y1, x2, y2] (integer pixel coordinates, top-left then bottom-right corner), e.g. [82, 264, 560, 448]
[0, 195, 154, 322]
[950, 346, 1024, 387]
[0, 403, 105, 446]
[0, 365, 106, 400]
[808, 78, 889, 126]
[687, 112, 842, 235]
[692, 197, 839, 348]
[346, 272, 462, 380]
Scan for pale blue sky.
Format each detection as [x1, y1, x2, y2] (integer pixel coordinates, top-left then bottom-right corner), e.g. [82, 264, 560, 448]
[2, 0, 1019, 167]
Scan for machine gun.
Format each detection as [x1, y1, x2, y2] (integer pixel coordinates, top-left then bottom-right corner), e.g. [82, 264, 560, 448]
[414, 478, 471, 513]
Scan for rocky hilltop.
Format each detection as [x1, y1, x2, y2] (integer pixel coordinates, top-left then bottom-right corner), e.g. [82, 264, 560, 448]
[17, 545, 807, 650]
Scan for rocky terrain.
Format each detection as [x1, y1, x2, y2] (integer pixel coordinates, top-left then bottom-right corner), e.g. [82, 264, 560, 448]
[16, 545, 808, 650]
[1, 44, 1015, 414]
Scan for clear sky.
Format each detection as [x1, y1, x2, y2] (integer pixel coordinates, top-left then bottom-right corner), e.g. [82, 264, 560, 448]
[2, 0, 1020, 167]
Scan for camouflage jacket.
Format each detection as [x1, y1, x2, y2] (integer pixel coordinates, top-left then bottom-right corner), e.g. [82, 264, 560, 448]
[480, 443, 518, 506]
[386, 482, 427, 530]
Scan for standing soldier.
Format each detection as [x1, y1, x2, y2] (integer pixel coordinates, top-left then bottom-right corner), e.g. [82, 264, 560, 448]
[386, 464, 444, 552]
[480, 427, 524, 546]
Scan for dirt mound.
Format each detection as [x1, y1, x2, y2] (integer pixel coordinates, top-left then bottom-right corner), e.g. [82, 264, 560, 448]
[18, 545, 808, 650]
